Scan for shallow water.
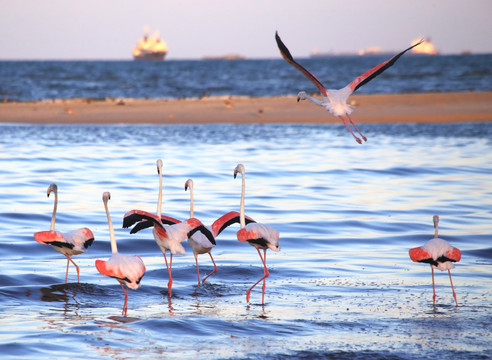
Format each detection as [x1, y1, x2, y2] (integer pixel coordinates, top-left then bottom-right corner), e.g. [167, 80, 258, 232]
[0, 122, 491, 359]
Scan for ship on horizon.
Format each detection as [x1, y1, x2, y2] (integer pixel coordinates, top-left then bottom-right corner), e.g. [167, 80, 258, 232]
[132, 27, 168, 61]
[310, 37, 439, 58]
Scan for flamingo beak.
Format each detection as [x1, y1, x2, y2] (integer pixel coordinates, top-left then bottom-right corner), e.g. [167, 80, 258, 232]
[296, 96, 300, 102]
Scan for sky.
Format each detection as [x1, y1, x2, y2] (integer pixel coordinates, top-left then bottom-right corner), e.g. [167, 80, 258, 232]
[0, 0, 491, 60]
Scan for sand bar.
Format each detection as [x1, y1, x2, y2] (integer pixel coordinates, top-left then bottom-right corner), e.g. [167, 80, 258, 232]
[0, 92, 491, 124]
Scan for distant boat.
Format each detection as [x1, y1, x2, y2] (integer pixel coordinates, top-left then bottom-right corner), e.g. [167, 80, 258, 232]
[411, 37, 438, 55]
[132, 27, 168, 61]
[310, 37, 439, 58]
[201, 54, 245, 60]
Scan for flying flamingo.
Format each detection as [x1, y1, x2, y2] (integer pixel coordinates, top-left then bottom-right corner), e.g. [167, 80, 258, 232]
[122, 159, 214, 296]
[233, 164, 280, 304]
[275, 31, 424, 144]
[409, 215, 461, 307]
[34, 183, 94, 283]
[95, 192, 146, 317]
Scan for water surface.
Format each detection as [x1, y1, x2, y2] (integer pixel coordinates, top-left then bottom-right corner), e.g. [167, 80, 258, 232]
[1, 54, 491, 101]
[0, 122, 491, 359]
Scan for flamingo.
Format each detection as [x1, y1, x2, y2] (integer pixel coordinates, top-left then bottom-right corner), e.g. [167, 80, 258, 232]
[122, 159, 215, 296]
[185, 179, 218, 285]
[275, 31, 424, 144]
[34, 183, 94, 283]
[184, 178, 258, 285]
[95, 192, 146, 317]
[233, 164, 280, 304]
[409, 215, 461, 307]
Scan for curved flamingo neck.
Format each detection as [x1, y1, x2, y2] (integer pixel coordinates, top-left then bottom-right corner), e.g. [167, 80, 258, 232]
[156, 160, 163, 218]
[49, 185, 58, 231]
[103, 194, 118, 254]
[237, 167, 246, 228]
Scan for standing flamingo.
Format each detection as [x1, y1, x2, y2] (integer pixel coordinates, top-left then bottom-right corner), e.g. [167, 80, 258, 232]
[122, 160, 214, 296]
[95, 192, 146, 317]
[409, 215, 461, 307]
[275, 31, 423, 143]
[233, 164, 280, 304]
[185, 179, 217, 284]
[184, 178, 258, 285]
[34, 183, 94, 283]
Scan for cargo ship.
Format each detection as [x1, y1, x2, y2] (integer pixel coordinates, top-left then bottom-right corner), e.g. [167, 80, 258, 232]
[132, 27, 168, 61]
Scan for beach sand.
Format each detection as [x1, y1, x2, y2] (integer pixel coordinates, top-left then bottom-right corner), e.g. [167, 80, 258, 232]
[1, 92, 491, 124]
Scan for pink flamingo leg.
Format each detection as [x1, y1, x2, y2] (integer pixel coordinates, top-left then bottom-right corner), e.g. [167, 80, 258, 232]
[64, 257, 70, 283]
[120, 282, 129, 317]
[64, 255, 81, 283]
[448, 270, 458, 307]
[163, 252, 173, 297]
[338, 116, 362, 144]
[201, 253, 218, 284]
[194, 255, 202, 285]
[347, 115, 367, 142]
[261, 249, 267, 304]
[246, 248, 270, 303]
[431, 266, 436, 307]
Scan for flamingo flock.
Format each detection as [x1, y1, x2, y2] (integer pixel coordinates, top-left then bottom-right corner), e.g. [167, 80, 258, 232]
[34, 161, 280, 315]
[32, 34, 464, 315]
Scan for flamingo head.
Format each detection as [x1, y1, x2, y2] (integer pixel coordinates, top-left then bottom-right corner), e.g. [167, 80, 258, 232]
[156, 159, 163, 175]
[297, 91, 307, 102]
[185, 179, 193, 191]
[47, 183, 57, 197]
[234, 164, 245, 179]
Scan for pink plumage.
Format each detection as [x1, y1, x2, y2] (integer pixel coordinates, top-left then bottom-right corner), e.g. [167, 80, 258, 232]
[409, 215, 461, 307]
[95, 253, 145, 290]
[34, 183, 94, 283]
[275, 31, 423, 144]
[96, 192, 146, 317]
[233, 164, 280, 304]
[122, 159, 216, 296]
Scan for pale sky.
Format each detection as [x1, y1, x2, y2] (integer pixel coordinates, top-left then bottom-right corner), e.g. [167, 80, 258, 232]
[0, 0, 490, 60]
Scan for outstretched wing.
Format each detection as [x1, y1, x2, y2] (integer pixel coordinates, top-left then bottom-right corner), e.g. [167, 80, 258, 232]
[187, 224, 217, 246]
[275, 31, 328, 97]
[211, 211, 256, 237]
[122, 210, 166, 233]
[127, 215, 181, 234]
[348, 39, 424, 93]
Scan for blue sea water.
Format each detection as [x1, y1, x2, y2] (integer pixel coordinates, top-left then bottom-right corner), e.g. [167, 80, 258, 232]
[0, 122, 491, 359]
[1, 54, 491, 102]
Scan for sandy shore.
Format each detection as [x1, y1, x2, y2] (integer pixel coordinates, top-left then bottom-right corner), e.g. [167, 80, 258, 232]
[1, 92, 491, 124]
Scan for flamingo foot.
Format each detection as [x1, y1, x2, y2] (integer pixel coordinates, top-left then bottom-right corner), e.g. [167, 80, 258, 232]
[201, 254, 218, 284]
[347, 114, 367, 142]
[201, 270, 216, 284]
[339, 116, 362, 144]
